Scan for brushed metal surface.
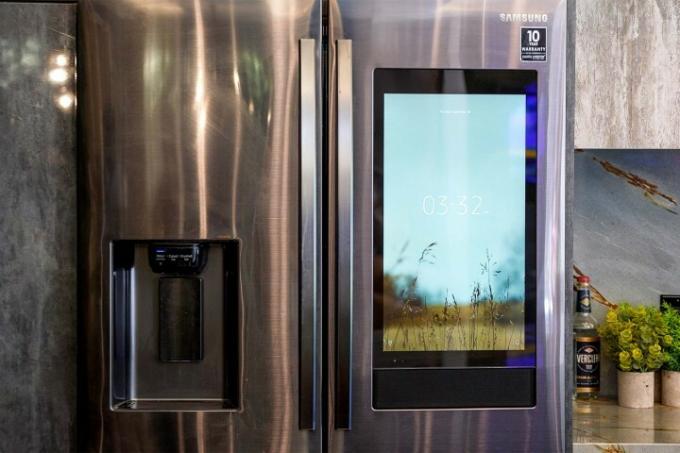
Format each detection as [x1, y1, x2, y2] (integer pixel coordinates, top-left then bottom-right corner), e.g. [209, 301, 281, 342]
[79, 0, 322, 451]
[334, 39, 354, 431]
[327, 1, 567, 452]
[299, 38, 319, 431]
[565, 2, 575, 451]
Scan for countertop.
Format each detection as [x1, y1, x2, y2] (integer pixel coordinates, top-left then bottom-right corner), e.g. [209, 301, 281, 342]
[574, 398, 680, 452]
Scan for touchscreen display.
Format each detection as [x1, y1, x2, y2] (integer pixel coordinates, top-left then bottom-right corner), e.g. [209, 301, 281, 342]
[382, 93, 527, 353]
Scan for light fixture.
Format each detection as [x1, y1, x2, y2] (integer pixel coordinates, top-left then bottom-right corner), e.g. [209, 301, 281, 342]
[48, 67, 69, 84]
[55, 53, 69, 67]
[57, 92, 75, 110]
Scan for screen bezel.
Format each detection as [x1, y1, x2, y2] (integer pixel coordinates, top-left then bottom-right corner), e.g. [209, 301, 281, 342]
[373, 68, 538, 369]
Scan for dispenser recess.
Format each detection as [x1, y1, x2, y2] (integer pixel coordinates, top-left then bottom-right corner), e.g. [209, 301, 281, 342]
[110, 240, 239, 411]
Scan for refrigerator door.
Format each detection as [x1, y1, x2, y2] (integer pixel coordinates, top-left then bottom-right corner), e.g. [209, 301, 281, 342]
[79, 0, 322, 451]
[328, 0, 567, 451]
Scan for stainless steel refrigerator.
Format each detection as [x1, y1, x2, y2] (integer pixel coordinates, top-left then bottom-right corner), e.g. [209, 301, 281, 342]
[79, 0, 567, 451]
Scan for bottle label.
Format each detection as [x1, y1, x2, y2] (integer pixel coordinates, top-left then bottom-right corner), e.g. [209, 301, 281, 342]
[575, 336, 600, 392]
[577, 288, 592, 313]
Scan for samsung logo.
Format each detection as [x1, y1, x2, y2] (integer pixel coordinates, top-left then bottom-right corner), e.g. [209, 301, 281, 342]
[500, 13, 549, 23]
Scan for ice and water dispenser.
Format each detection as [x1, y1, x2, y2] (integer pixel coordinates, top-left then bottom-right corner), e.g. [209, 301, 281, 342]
[110, 240, 240, 410]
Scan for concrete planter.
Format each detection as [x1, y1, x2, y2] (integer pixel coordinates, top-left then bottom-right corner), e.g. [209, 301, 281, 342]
[662, 370, 680, 408]
[618, 370, 655, 409]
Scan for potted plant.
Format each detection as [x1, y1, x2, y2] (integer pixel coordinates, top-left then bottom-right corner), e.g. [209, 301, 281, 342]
[598, 303, 671, 408]
[662, 303, 680, 407]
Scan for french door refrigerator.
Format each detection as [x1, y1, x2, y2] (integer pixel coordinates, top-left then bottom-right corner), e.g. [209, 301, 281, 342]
[79, 0, 567, 452]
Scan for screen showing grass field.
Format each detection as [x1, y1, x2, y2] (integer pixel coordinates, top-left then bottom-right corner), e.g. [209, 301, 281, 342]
[382, 93, 527, 352]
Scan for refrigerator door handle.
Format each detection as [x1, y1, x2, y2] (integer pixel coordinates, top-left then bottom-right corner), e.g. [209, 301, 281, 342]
[335, 39, 353, 431]
[299, 38, 318, 431]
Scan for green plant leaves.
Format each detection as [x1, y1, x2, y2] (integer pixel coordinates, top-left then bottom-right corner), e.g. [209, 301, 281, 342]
[618, 351, 632, 372]
[598, 303, 671, 373]
[662, 303, 680, 372]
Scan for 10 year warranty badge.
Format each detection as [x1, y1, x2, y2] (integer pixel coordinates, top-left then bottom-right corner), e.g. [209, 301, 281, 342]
[521, 27, 547, 62]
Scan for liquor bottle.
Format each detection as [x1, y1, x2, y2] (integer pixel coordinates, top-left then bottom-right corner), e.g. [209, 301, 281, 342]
[574, 275, 600, 400]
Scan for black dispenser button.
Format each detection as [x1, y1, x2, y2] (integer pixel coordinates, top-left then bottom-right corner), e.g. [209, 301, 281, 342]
[159, 277, 203, 362]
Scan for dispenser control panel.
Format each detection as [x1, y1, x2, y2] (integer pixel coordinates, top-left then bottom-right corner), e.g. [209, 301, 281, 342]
[149, 243, 207, 274]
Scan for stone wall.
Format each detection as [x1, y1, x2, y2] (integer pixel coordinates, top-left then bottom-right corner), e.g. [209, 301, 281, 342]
[575, 0, 680, 149]
[0, 3, 77, 451]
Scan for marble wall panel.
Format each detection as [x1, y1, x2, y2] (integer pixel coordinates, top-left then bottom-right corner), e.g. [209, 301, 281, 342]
[574, 149, 680, 397]
[575, 0, 680, 149]
[0, 3, 77, 452]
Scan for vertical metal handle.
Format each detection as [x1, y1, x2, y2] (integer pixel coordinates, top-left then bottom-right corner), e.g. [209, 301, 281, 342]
[299, 38, 318, 431]
[335, 39, 353, 430]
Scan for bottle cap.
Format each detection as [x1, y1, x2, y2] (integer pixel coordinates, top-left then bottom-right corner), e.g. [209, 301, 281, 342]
[577, 275, 590, 283]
